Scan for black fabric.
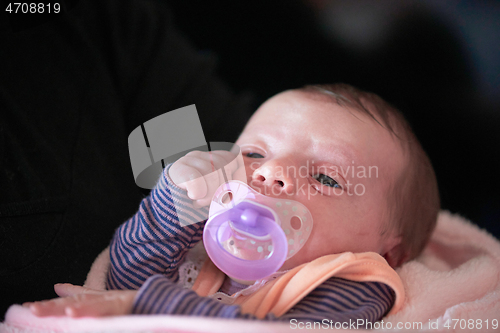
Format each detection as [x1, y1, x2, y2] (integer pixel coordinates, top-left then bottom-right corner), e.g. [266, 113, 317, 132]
[0, 0, 253, 318]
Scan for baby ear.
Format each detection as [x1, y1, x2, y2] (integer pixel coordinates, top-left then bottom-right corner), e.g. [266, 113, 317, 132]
[383, 243, 410, 268]
[382, 235, 409, 268]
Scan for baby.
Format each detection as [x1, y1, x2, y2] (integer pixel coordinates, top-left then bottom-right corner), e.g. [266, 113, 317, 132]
[26, 84, 439, 325]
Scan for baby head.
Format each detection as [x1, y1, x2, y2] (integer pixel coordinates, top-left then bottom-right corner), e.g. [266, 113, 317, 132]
[235, 83, 439, 269]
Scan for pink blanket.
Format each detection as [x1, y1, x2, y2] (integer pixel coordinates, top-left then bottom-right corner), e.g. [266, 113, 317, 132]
[2, 211, 499, 332]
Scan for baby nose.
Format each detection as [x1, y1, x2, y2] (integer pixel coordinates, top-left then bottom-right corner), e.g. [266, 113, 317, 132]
[252, 161, 294, 194]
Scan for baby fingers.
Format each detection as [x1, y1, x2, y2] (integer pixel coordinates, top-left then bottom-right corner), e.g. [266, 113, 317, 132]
[64, 291, 136, 317]
[24, 299, 67, 317]
[25, 293, 93, 317]
[24, 290, 137, 317]
[54, 283, 100, 297]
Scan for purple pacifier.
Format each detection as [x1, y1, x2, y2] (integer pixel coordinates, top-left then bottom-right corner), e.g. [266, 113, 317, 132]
[203, 181, 313, 281]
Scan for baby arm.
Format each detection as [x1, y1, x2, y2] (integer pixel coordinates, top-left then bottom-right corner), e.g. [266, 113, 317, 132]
[106, 165, 207, 290]
[26, 275, 394, 321]
[132, 274, 395, 323]
[107, 150, 244, 290]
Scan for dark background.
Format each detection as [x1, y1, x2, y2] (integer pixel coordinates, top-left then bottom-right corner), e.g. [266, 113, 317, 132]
[165, 0, 500, 238]
[0, 0, 498, 320]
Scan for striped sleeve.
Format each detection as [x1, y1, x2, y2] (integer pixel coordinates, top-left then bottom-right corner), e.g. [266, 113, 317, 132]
[106, 166, 209, 290]
[132, 274, 395, 324]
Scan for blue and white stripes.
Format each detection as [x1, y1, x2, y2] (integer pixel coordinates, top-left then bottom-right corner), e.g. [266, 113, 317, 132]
[132, 275, 394, 322]
[107, 167, 395, 322]
[107, 168, 207, 289]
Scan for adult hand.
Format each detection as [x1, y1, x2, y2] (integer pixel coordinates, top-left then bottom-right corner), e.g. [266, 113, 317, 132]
[23, 283, 137, 317]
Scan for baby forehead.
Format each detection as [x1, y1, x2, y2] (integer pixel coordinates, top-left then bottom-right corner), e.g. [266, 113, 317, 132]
[287, 90, 406, 144]
[296, 90, 379, 118]
[267, 90, 374, 120]
[248, 92, 392, 142]
[256, 94, 386, 140]
[251, 93, 399, 147]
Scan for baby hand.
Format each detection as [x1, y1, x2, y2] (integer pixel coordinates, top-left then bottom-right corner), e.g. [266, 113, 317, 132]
[169, 150, 245, 207]
[23, 283, 137, 317]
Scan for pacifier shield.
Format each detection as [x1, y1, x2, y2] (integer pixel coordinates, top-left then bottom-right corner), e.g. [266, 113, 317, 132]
[209, 181, 313, 259]
[204, 200, 288, 281]
[204, 181, 313, 280]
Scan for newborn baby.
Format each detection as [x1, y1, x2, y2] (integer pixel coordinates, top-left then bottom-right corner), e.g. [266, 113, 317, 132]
[26, 84, 439, 327]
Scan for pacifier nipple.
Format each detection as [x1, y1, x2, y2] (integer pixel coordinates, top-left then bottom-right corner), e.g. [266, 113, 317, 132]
[241, 208, 258, 226]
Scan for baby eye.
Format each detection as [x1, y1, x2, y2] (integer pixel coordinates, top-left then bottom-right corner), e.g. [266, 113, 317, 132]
[245, 152, 264, 158]
[313, 174, 341, 188]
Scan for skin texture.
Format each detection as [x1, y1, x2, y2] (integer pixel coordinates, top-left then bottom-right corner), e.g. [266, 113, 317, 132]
[23, 284, 137, 317]
[26, 90, 406, 317]
[169, 150, 246, 207]
[234, 91, 405, 271]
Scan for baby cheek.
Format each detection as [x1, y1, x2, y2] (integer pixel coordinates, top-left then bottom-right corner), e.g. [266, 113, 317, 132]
[244, 160, 261, 177]
[232, 166, 248, 183]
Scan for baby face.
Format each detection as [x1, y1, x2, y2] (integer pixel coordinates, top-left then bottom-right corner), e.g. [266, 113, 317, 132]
[235, 90, 405, 270]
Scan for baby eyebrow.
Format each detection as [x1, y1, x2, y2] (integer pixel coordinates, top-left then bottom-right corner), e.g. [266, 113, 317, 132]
[314, 144, 359, 167]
